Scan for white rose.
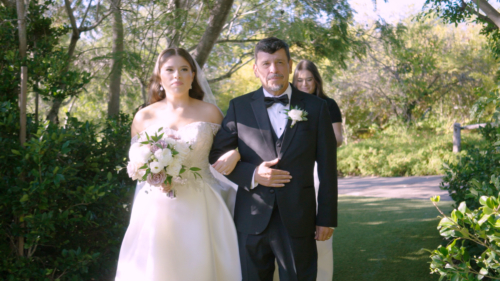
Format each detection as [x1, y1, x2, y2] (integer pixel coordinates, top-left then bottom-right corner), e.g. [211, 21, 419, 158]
[166, 160, 183, 176]
[127, 161, 139, 179]
[131, 144, 152, 163]
[165, 137, 177, 148]
[149, 161, 164, 174]
[136, 168, 146, 180]
[155, 148, 173, 167]
[288, 109, 303, 120]
[127, 161, 147, 180]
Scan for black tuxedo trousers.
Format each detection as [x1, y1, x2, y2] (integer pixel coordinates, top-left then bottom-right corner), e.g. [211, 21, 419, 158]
[209, 86, 338, 280]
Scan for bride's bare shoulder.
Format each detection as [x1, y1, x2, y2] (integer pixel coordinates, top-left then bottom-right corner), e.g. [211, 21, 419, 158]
[193, 100, 223, 124]
[131, 104, 160, 137]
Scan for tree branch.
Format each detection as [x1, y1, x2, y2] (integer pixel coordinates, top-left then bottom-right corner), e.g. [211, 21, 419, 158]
[216, 39, 261, 44]
[79, 0, 94, 29]
[208, 53, 253, 83]
[80, 9, 113, 32]
[477, 0, 500, 29]
[461, 0, 499, 29]
[192, 0, 235, 68]
[64, 0, 79, 36]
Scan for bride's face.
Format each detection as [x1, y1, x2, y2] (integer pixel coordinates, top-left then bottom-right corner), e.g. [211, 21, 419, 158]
[295, 70, 316, 94]
[160, 55, 195, 96]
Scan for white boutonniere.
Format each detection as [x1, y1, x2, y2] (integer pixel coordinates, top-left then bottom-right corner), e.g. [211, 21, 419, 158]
[284, 106, 308, 128]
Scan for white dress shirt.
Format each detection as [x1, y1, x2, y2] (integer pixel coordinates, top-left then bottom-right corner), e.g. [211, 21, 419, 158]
[263, 84, 292, 138]
[251, 84, 292, 188]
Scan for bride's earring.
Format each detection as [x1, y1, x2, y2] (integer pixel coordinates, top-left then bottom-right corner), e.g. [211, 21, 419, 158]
[160, 85, 164, 91]
[189, 84, 192, 90]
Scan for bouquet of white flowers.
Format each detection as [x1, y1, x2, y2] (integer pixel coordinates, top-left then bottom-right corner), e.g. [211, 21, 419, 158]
[126, 128, 201, 198]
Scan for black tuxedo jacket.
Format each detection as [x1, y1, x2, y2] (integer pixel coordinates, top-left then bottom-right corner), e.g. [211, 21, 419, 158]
[209, 85, 337, 237]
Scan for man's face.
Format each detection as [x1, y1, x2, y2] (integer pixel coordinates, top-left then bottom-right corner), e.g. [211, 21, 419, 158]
[253, 48, 293, 96]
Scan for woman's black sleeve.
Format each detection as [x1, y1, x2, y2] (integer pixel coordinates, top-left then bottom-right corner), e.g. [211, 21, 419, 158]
[327, 98, 342, 123]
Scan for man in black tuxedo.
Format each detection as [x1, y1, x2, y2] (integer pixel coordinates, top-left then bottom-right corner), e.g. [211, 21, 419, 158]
[209, 37, 337, 281]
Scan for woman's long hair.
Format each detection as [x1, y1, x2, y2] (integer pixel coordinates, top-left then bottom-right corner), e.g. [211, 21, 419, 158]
[148, 48, 204, 105]
[292, 60, 328, 99]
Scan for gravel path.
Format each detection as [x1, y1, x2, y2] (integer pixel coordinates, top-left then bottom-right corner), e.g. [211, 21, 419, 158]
[338, 175, 452, 201]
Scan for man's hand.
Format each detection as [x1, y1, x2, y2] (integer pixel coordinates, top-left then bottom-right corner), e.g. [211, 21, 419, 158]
[254, 158, 292, 187]
[315, 226, 334, 241]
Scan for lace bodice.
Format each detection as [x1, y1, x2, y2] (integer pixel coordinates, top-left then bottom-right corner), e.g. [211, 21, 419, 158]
[131, 121, 221, 189]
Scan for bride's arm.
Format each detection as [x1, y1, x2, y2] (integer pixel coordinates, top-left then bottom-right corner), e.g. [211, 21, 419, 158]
[131, 108, 147, 137]
[212, 150, 240, 175]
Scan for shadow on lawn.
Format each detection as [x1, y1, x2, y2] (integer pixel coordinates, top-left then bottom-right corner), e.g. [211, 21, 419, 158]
[332, 196, 453, 281]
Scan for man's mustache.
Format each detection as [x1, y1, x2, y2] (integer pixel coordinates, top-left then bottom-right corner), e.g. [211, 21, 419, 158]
[267, 74, 284, 79]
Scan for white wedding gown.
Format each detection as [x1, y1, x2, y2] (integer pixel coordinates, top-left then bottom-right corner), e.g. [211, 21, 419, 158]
[115, 122, 241, 281]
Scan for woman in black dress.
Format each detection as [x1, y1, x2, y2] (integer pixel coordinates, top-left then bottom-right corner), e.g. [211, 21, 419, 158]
[293, 60, 343, 147]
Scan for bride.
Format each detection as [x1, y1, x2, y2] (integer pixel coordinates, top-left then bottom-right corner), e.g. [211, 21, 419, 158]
[115, 48, 241, 281]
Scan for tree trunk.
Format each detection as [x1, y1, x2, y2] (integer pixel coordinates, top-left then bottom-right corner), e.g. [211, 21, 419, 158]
[478, 0, 500, 29]
[16, 0, 27, 143]
[46, 99, 62, 123]
[140, 78, 148, 104]
[46, 0, 81, 123]
[192, 0, 234, 68]
[16, 0, 27, 258]
[108, 0, 124, 117]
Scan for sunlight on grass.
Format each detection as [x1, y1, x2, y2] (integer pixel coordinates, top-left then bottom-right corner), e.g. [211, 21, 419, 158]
[332, 196, 453, 281]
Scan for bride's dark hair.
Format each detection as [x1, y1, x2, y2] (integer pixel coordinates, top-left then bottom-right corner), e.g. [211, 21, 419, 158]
[293, 60, 328, 99]
[148, 48, 205, 105]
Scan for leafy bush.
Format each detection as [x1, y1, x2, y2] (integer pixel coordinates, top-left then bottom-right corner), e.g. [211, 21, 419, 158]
[428, 93, 500, 280]
[440, 124, 500, 209]
[0, 101, 134, 280]
[429, 185, 500, 281]
[337, 125, 488, 177]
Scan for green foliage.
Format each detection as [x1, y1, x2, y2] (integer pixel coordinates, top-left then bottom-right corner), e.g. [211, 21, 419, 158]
[471, 89, 500, 125]
[0, 0, 90, 129]
[440, 148, 500, 210]
[0, 101, 134, 279]
[428, 191, 500, 281]
[440, 121, 500, 210]
[330, 16, 498, 136]
[337, 123, 488, 177]
[421, 0, 500, 59]
[428, 92, 500, 280]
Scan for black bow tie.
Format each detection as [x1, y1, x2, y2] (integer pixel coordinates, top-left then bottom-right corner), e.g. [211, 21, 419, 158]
[264, 95, 289, 108]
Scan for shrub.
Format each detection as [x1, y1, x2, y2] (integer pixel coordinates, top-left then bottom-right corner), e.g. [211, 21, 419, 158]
[440, 124, 500, 209]
[428, 186, 500, 281]
[0, 101, 134, 280]
[429, 97, 500, 280]
[337, 126, 487, 177]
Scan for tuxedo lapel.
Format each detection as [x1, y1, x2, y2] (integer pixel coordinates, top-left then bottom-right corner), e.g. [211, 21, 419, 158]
[279, 87, 305, 159]
[251, 88, 278, 159]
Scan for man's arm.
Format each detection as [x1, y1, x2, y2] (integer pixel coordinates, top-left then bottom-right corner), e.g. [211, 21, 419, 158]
[316, 102, 338, 228]
[209, 100, 256, 189]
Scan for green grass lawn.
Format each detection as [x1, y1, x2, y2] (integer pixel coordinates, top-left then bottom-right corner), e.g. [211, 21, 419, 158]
[338, 128, 488, 177]
[332, 196, 454, 281]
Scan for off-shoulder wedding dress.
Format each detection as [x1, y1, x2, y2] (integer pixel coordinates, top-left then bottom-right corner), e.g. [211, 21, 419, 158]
[115, 122, 241, 281]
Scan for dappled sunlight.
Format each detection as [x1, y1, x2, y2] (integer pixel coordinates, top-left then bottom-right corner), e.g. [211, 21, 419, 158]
[368, 258, 387, 262]
[353, 221, 387, 226]
[333, 196, 453, 280]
